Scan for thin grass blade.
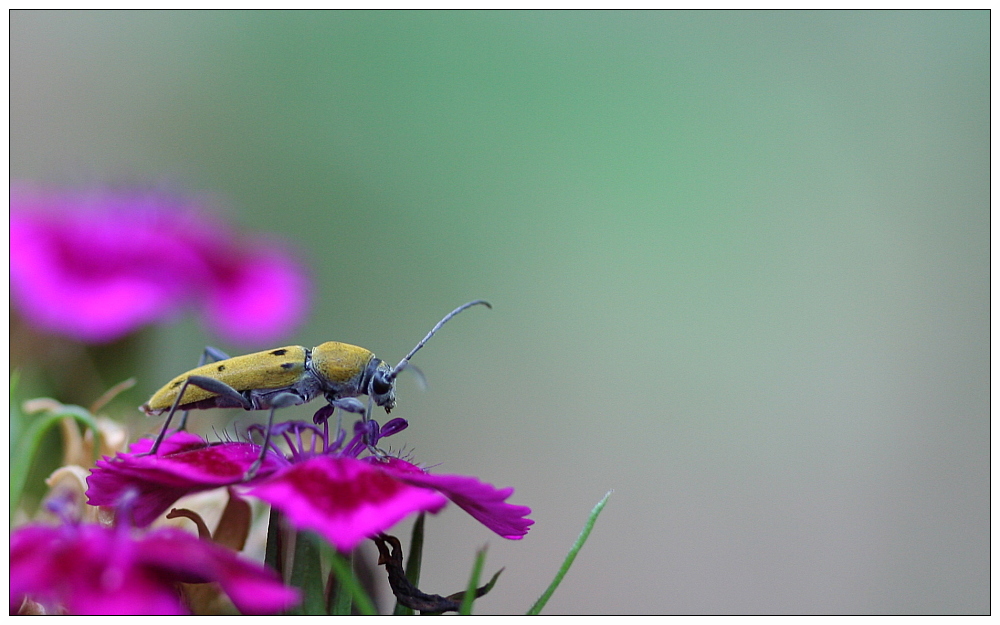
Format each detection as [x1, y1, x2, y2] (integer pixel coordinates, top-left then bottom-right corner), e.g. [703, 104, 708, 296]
[527, 490, 612, 615]
[459, 546, 487, 615]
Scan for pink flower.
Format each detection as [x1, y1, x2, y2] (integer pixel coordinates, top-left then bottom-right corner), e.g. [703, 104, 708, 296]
[373, 457, 535, 540]
[245, 455, 449, 551]
[85, 431, 289, 528]
[9, 521, 299, 615]
[86, 419, 533, 552]
[10, 183, 309, 345]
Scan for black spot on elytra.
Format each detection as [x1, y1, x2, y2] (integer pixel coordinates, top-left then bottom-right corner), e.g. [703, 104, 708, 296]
[270, 349, 288, 356]
[281, 362, 295, 370]
[217, 364, 226, 372]
[171, 381, 182, 389]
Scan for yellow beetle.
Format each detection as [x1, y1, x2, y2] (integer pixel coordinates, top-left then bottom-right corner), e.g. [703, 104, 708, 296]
[142, 300, 490, 471]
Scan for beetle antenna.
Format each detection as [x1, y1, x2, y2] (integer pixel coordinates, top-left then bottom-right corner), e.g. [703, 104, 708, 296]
[390, 300, 491, 378]
[400, 363, 427, 390]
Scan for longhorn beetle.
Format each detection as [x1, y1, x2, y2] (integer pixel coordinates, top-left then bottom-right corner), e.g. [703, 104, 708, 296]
[142, 300, 490, 476]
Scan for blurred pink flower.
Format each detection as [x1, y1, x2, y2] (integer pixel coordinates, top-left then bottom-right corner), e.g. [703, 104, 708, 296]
[10, 184, 309, 345]
[9, 521, 299, 615]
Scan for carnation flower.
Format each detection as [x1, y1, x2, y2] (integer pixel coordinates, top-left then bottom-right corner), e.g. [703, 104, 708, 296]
[10, 183, 309, 345]
[86, 418, 533, 551]
[10, 518, 298, 615]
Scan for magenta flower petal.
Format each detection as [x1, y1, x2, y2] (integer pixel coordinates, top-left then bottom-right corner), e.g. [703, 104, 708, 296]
[137, 529, 300, 614]
[86, 432, 288, 527]
[244, 456, 448, 552]
[10, 210, 193, 343]
[11, 524, 182, 615]
[380, 458, 534, 540]
[10, 183, 310, 345]
[10, 523, 297, 615]
[10, 186, 211, 343]
[202, 247, 310, 346]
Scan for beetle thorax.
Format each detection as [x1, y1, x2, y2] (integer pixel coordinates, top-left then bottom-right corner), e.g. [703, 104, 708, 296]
[308, 341, 396, 412]
[309, 342, 375, 391]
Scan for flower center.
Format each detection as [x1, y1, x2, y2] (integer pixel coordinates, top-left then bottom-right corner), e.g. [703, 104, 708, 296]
[246, 416, 409, 461]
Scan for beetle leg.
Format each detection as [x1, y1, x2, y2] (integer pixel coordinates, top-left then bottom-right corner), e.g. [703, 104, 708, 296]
[362, 395, 389, 458]
[176, 346, 233, 431]
[147, 375, 252, 456]
[330, 397, 366, 414]
[320, 396, 382, 459]
[202, 346, 232, 362]
[244, 392, 300, 480]
[321, 397, 365, 446]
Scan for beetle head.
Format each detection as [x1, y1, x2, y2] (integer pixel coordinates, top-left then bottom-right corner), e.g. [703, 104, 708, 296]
[369, 360, 397, 413]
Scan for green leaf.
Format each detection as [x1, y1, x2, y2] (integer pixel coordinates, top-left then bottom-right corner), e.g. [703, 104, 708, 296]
[459, 545, 487, 616]
[527, 490, 612, 615]
[10, 371, 21, 458]
[288, 531, 326, 615]
[474, 567, 504, 600]
[9, 402, 100, 523]
[393, 513, 426, 615]
[264, 506, 283, 574]
[325, 546, 378, 615]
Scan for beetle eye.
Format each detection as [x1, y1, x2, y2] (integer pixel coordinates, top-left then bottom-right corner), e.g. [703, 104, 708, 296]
[372, 374, 392, 396]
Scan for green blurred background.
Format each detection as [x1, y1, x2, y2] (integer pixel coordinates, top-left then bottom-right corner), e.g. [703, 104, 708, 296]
[11, 11, 988, 614]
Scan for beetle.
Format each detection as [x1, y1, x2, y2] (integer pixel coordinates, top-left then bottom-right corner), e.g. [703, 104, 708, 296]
[142, 300, 490, 475]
